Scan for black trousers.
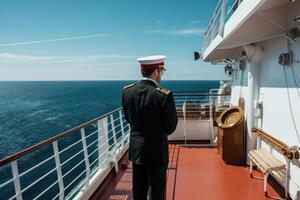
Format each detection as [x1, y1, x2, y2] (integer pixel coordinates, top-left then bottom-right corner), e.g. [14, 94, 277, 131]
[132, 163, 167, 200]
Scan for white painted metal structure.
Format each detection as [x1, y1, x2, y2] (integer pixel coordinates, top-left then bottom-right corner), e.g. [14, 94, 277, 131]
[202, 0, 300, 198]
[169, 91, 231, 145]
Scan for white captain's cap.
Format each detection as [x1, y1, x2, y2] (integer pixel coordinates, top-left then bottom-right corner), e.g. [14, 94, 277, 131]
[137, 55, 166, 70]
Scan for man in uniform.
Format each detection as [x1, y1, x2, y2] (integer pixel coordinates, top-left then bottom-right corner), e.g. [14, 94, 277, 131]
[122, 55, 178, 200]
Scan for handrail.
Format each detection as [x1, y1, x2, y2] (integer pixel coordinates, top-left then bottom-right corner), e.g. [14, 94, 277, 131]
[0, 107, 122, 167]
[252, 128, 299, 160]
[202, 0, 243, 53]
[204, 0, 223, 35]
[173, 93, 229, 96]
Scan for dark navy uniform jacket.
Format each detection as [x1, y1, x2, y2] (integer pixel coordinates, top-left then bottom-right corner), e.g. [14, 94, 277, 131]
[122, 80, 178, 167]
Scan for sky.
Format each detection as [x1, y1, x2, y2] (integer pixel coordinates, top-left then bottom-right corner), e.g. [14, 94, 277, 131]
[0, 0, 226, 81]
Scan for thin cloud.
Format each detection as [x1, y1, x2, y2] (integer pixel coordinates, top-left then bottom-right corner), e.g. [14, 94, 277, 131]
[0, 53, 136, 63]
[0, 34, 108, 47]
[189, 20, 205, 25]
[146, 28, 205, 36]
[172, 28, 206, 35]
[70, 62, 137, 66]
[0, 53, 50, 61]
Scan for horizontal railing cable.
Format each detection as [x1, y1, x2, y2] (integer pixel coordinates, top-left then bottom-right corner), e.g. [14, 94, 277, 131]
[32, 179, 59, 200]
[62, 159, 86, 180]
[59, 138, 85, 155]
[61, 148, 85, 167]
[65, 157, 110, 200]
[19, 154, 56, 178]
[21, 167, 58, 194]
[0, 107, 123, 166]
[0, 179, 13, 191]
[52, 192, 61, 200]
[64, 169, 87, 191]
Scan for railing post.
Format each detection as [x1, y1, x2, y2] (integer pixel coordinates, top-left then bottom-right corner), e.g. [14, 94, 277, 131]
[119, 110, 125, 146]
[81, 128, 91, 190]
[212, 100, 216, 119]
[257, 136, 262, 149]
[210, 17, 216, 43]
[98, 117, 109, 168]
[110, 114, 117, 150]
[183, 99, 187, 145]
[285, 158, 291, 199]
[53, 141, 65, 200]
[219, 0, 226, 37]
[209, 99, 214, 144]
[11, 161, 23, 200]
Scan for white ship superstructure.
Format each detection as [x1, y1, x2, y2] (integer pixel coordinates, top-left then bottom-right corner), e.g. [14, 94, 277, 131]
[202, 0, 300, 198]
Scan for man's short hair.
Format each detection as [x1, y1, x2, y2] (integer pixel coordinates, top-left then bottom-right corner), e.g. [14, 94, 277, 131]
[141, 68, 157, 77]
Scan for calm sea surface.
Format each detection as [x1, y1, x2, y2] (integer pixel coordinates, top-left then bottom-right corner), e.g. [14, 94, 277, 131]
[0, 80, 220, 159]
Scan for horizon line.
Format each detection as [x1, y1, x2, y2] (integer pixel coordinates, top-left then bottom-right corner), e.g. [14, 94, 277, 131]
[0, 79, 225, 82]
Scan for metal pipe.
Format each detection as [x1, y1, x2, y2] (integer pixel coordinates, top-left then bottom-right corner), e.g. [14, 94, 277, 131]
[244, 44, 264, 164]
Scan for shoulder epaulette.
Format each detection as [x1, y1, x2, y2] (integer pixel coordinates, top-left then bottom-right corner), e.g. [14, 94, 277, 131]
[156, 87, 171, 95]
[123, 83, 136, 90]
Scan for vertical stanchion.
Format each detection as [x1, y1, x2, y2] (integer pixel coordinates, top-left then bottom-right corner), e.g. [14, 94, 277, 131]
[210, 16, 216, 43]
[98, 117, 109, 168]
[264, 173, 269, 195]
[209, 94, 213, 144]
[183, 98, 187, 145]
[119, 110, 125, 146]
[257, 136, 262, 149]
[212, 100, 218, 144]
[81, 128, 91, 190]
[97, 119, 102, 168]
[53, 141, 65, 200]
[285, 158, 291, 199]
[219, 0, 226, 37]
[11, 161, 23, 200]
[110, 114, 117, 151]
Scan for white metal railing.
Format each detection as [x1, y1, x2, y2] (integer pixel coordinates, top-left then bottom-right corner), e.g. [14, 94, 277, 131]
[173, 91, 231, 145]
[0, 107, 130, 200]
[174, 91, 231, 117]
[202, 0, 243, 52]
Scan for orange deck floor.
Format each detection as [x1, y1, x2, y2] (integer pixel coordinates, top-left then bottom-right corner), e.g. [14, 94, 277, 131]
[94, 144, 282, 200]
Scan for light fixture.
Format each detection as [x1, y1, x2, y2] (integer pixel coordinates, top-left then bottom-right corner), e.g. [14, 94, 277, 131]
[224, 65, 233, 77]
[194, 51, 201, 61]
[278, 51, 293, 66]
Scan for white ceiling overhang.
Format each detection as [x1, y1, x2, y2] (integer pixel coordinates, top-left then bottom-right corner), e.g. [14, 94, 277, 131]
[203, 0, 298, 62]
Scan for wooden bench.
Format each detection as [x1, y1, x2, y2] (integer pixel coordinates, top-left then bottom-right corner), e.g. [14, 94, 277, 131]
[248, 128, 297, 199]
[248, 148, 286, 198]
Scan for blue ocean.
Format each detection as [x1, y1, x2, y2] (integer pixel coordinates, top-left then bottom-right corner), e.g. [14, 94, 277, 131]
[0, 80, 220, 199]
[0, 80, 220, 159]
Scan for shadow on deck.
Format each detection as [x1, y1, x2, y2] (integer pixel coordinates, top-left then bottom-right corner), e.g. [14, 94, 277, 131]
[91, 144, 282, 200]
